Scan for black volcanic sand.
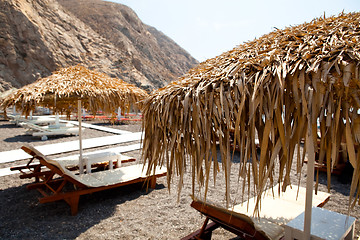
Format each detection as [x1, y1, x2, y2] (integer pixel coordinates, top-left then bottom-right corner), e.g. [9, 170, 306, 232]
[0, 118, 359, 239]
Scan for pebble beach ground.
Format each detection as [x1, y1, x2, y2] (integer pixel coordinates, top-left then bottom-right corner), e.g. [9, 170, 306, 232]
[0, 116, 359, 239]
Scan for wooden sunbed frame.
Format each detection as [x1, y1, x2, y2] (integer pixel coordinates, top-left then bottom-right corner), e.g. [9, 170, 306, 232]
[11, 145, 166, 215]
[303, 138, 350, 175]
[183, 199, 270, 240]
[182, 187, 330, 240]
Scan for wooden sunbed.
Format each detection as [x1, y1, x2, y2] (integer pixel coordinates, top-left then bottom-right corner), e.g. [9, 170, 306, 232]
[182, 185, 330, 240]
[11, 145, 167, 215]
[304, 137, 350, 175]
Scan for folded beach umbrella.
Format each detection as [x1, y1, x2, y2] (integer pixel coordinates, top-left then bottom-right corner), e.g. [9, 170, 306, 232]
[0, 88, 17, 118]
[1, 65, 148, 172]
[142, 12, 360, 238]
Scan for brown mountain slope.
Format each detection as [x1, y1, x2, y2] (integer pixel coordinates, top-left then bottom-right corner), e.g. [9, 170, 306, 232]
[0, 0, 198, 92]
[58, 0, 197, 88]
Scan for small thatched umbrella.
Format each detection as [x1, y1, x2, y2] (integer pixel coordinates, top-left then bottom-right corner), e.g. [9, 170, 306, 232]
[2, 65, 148, 172]
[142, 12, 360, 238]
[2, 65, 148, 118]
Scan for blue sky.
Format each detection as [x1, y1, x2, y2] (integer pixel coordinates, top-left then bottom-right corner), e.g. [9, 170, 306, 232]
[110, 0, 359, 62]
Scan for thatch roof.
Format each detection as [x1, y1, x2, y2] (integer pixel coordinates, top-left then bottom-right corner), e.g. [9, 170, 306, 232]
[1, 65, 149, 117]
[142, 12, 360, 209]
[0, 88, 16, 105]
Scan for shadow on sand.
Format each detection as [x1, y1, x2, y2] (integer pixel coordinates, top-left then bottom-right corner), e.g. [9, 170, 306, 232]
[0, 179, 165, 239]
[3, 134, 74, 143]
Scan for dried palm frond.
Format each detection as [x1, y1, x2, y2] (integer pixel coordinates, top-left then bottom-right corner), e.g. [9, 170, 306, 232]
[1, 65, 148, 117]
[142, 12, 360, 211]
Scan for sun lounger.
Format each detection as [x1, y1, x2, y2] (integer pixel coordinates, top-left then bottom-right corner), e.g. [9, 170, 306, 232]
[11, 145, 167, 215]
[9, 114, 57, 126]
[21, 121, 74, 129]
[21, 122, 76, 133]
[182, 185, 330, 240]
[21, 122, 82, 140]
[11, 148, 137, 181]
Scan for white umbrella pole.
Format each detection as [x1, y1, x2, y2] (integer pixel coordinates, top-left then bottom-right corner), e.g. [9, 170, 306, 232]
[303, 129, 315, 239]
[55, 113, 60, 126]
[304, 90, 315, 240]
[78, 100, 84, 174]
[117, 107, 122, 120]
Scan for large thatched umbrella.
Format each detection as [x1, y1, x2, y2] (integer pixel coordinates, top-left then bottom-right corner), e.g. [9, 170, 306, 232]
[2, 65, 148, 172]
[142, 12, 360, 238]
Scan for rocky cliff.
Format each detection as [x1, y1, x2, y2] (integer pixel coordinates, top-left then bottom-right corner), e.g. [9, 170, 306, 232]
[0, 0, 198, 92]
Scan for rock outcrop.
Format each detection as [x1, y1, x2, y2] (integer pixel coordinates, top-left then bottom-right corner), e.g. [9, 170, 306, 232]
[0, 0, 198, 92]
